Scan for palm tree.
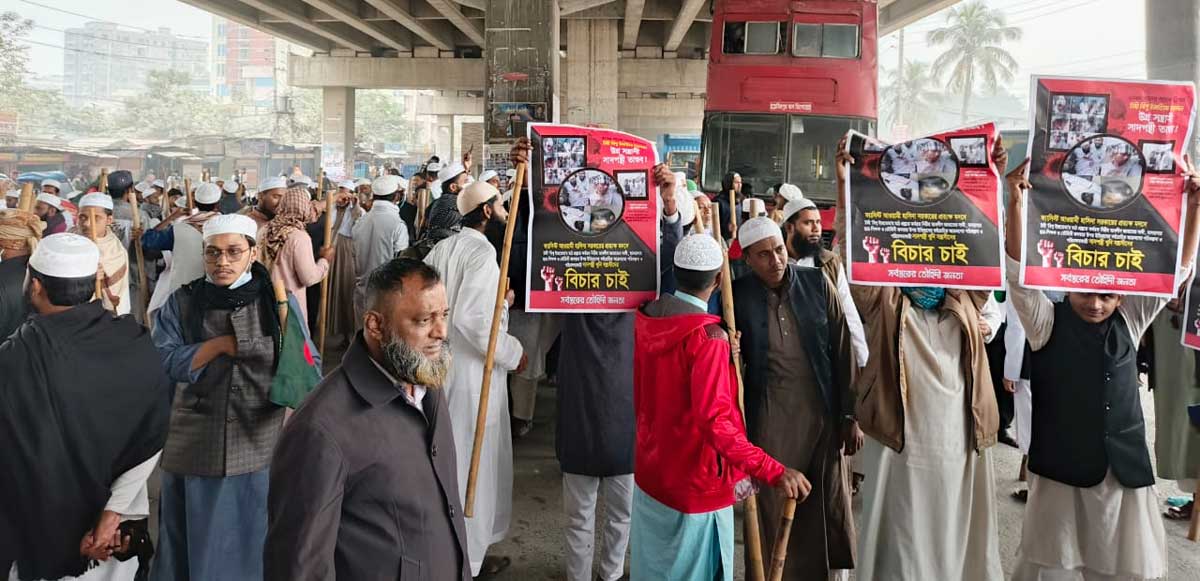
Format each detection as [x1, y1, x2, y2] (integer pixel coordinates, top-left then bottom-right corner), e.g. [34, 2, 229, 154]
[926, 0, 1022, 123]
[882, 60, 940, 136]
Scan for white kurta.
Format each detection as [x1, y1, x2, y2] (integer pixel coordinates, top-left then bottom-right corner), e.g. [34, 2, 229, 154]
[146, 221, 205, 315]
[424, 228, 523, 577]
[1002, 299, 1033, 453]
[856, 307, 1003, 581]
[352, 200, 409, 316]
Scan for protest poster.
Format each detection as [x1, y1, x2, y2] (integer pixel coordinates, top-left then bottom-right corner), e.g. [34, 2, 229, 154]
[524, 124, 659, 312]
[844, 123, 1005, 289]
[1020, 76, 1197, 297]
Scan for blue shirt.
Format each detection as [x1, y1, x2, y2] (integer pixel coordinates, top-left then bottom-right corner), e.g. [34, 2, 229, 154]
[141, 226, 174, 252]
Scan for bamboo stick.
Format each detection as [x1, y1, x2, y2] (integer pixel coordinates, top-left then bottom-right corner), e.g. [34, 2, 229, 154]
[316, 186, 336, 359]
[1189, 479, 1200, 541]
[17, 182, 35, 212]
[768, 499, 798, 581]
[185, 178, 194, 212]
[128, 189, 149, 324]
[711, 203, 765, 581]
[465, 160, 526, 517]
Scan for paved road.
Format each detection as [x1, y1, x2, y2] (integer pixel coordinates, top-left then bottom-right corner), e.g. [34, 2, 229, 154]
[488, 382, 1200, 580]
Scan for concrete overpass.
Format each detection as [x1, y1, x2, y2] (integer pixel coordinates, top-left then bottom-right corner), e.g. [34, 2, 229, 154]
[174, 0, 971, 177]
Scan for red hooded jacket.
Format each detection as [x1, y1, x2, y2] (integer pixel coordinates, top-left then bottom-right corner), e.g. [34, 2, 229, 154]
[633, 294, 785, 514]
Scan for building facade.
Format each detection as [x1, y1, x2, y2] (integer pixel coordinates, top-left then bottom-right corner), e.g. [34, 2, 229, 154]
[210, 18, 288, 112]
[62, 22, 208, 106]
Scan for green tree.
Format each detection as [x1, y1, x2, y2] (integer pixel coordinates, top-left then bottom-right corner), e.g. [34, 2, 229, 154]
[355, 90, 414, 149]
[881, 60, 940, 136]
[926, 0, 1021, 123]
[0, 11, 32, 93]
[119, 70, 232, 138]
[289, 88, 321, 143]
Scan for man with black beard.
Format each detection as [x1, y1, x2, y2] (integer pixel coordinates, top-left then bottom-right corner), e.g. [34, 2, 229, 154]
[780, 193, 868, 369]
[265, 258, 469, 580]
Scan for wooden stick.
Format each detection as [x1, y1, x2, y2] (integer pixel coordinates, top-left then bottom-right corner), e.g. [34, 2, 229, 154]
[316, 188, 336, 359]
[17, 182, 35, 212]
[185, 178, 194, 212]
[416, 185, 429, 235]
[711, 203, 765, 581]
[768, 499, 798, 581]
[89, 170, 109, 305]
[1189, 478, 1200, 541]
[128, 190, 149, 324]
[729, 188, 738, 240]
[465, 160, 526, 517]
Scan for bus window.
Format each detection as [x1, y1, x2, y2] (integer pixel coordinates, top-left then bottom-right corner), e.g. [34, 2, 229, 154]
[702, 113, 788, 196]
[786, 116, 873, 201]
[724, 22, 784, 55]
[792, 23, 860, 59]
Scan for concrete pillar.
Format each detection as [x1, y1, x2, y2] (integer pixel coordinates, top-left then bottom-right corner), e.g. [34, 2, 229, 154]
[320, 86, 355, 182]
[483, 0, 559, 173]
[434, 114, 455, 160]
[565, 19, 619, 127]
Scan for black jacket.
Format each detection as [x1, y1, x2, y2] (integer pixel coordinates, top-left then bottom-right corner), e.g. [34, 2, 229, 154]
[265, 335, 470, 580]
[1029, 302, 1153, 488]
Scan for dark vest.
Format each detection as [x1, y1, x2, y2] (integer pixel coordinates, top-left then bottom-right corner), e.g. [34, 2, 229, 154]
[1029, 302, 1153, 488]
[161, 291, 285, 477]
[733, 266, 837, 432]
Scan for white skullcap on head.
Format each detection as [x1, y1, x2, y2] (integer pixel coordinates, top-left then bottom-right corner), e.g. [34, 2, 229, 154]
[338, 180, 356, 190]
[134, 182, 150, 193]
[208, 177, 219, 184]
[223, 180, 240, 194]
[41, 179, 61, 191]
[427, 162, 443, 174]
[437, 162, 466, 183]
[79, 192, 114, 211]
[738, 216, 783, 250]
[30, 233, 100, 278]
[260, 176, 287, 192]
[5, 189, 19, 198]
[505, 169, 517, 179]
[354, 178, 371, 187]
[780, 197, 818, 223]
[674, 233, 724, 271]
[289, 175, 313, 187]
[372, 175, 402, 196]
[174, 195, 188, 209]
[479, 170, 499, 183]
[203, 214, 258, 241]
[35, 192, 62, 210]
[152, 179, 165, 189]
[777, 183, 805, 203]
[194, 183, 222, 204]
[457, 180, 500, 215]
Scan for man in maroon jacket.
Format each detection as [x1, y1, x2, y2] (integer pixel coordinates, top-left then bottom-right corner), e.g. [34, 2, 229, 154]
[631, 232, 809, 580]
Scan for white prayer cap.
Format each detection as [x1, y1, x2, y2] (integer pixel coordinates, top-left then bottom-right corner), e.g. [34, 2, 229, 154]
[426, 161, 443, 174]
[289, 175, 313, 187]
[738, 216, 783, 250]
[674, 233, 724, 271]
[338, 180, 355, 190]
[776, 183, 805, 203]
[780, 197, 818, 224]
[203, 214, 258, 242]
[208, 176, 219, 183]
[457, 180, 500, 215]
[372, 175, 402, 196]
[152, 179, 165, 189]
[174, 195, 188, 209]
[40, 179, 61, 191]
[194, 183, 222, 204]
[134, 182, 150, 194]
[35, 192, 62, 210]
[505, 169, 517, 180]
[260, 176, 287, 192]
[5, 189, 18, 199]
[437, 161, 465, 183]
[479, 170, 499, 184]
[79, 192, 114, 211]
[30, 233, 100, 279]
[223, 180, 240, 194]
[354, 178, 371, 187]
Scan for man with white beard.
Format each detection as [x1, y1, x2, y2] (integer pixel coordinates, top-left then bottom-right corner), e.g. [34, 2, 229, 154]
[425, 180, 528, 578]
[265, 258, 469, 580]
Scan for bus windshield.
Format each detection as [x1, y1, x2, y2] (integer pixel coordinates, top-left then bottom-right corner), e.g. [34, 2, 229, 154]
[702, 113, 873, 203]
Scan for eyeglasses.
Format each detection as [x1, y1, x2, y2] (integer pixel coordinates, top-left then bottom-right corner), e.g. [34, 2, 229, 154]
[203, 247, 249, 263]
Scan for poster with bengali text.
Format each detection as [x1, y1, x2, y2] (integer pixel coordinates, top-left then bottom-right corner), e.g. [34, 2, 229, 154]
[845, 123, 1005, 289]
[1021, 76, 1196, 297]
[525, 124, 659, 312]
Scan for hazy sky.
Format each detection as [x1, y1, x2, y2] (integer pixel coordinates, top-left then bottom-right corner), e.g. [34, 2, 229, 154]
[18, 0, 1150, 91]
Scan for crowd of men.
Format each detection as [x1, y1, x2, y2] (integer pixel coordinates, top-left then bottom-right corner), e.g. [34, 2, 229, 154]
[0, 132, 1199, 581]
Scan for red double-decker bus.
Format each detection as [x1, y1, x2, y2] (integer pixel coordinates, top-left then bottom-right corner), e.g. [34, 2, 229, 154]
[700, 0, 879, 212]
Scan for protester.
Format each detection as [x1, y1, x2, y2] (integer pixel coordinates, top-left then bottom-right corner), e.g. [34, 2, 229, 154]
[262, 184, 333, 321]
[265, 258, 468, 580]
[0, 233, 170, 581]
[481, 169, 501, 189]
[715, 171, 744, 241]
[631, 232, 809, 580]
[218, 179, 242, 214]
[839, 137, 1006, 580]
[424, 179, 528, 578]
[33, 192, 67, 235]
[732, 216, 858, 580]
[74, 191, 130, 315]
[149, 214, 315, 580]
[240, 176, 287, 230]
[0, 209, 43, 338]
[352, 174, 409, 317]
[1005, 157, 1200, 580]
[779, 190, 869, 369]
[322, 180, 363, 352]
[140, 182, 223, 315]
[1152, 293, 1200, 521]
[424, 161, 470, 236]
